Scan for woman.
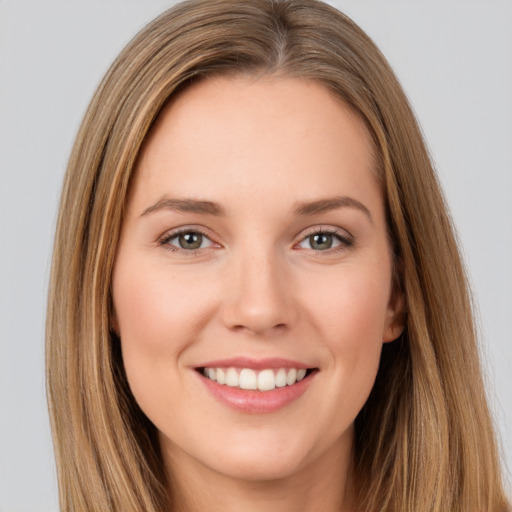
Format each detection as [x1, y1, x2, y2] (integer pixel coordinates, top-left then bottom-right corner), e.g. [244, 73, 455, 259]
[45, 0, 511, 510]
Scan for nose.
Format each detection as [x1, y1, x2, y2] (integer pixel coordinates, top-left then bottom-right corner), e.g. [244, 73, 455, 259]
[220, 249, 297, 336]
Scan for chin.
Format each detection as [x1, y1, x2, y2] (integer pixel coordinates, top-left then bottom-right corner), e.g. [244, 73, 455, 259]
[199, 430, 319, 482]
[210, 451, 307, 482]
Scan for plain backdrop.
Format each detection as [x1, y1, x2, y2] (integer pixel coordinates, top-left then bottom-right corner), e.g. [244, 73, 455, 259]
[0, 1, 511, 510]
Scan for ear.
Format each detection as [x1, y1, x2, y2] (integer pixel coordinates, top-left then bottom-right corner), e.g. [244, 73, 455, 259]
[382, 289, 406, 343]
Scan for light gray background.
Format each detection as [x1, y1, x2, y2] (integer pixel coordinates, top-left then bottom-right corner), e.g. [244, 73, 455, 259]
[1, 1, 511, 510]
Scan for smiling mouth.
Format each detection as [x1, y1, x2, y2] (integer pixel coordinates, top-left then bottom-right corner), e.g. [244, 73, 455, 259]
[198, 367, 317, 392]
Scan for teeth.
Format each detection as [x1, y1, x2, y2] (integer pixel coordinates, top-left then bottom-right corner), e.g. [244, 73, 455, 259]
[257, 369, 276, 391]
[225, 368, 239, 387]
[286, 368, 297, 385]
[217, 367, 226, 384]
[202, 366, 310, 391]
[239, 369, 257, 390]
[275, 368, 287, 388]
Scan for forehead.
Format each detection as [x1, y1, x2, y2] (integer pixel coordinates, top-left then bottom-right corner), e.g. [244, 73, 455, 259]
[129, 76, 380, 215]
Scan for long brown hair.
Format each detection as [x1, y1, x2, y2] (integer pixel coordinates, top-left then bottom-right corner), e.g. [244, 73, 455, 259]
[46, 1, 510, 510]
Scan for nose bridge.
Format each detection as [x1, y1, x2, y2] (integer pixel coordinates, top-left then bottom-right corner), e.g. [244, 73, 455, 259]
[222, 242, 294, 334]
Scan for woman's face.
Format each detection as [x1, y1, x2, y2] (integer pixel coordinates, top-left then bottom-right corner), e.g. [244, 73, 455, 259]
[112, 77, 403, 484]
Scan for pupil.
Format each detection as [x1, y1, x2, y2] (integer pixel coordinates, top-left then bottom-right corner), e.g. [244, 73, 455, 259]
[311, 233, 332, 250]
[179, 232, 202, 250]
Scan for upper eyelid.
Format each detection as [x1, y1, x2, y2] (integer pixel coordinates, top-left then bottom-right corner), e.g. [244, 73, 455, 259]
[158, 225, 215, 242]
[297, 225, 353, 241]
[158, 228, 219, 255]
[293, 226, 354, 252]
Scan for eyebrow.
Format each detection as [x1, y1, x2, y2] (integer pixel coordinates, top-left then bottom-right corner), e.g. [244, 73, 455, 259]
[293, 196, 373, 222]
[141, 197, 225, 217]
[141, 194, 372, 221]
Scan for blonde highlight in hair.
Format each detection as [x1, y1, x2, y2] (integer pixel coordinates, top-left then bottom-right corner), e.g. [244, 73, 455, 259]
[46, 1, 510, 510]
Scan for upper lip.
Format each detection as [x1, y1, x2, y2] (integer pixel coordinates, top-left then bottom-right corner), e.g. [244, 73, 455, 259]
[196, 357, 314, 370]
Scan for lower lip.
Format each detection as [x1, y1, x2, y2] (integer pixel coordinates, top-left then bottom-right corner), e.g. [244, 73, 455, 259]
[197, 371, 316, 413]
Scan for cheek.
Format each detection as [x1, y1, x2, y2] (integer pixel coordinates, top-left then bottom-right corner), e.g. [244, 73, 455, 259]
[113, 258, 214, 347]
[302, 263, 391, 403]
[112, 263, 172, 407]
[111, 258, 216, 408]
[305, 263, 392, 347]
[114, 270, 177, 356]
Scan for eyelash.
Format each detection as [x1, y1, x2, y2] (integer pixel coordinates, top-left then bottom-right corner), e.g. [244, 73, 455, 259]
[296, 227, 354, 254]
[158, 228, 215, 255]
[157, 227, 354, 255]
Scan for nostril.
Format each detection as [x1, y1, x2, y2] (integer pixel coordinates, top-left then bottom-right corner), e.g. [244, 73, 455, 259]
[230, 322, 288, 335]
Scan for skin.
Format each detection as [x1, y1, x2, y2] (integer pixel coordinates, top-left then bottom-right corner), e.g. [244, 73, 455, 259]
[112, 76, 403, 512]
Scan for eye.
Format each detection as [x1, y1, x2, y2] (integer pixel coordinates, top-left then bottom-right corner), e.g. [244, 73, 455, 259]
[297, 229, 353, 252]
[159, 229, 217, 252]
